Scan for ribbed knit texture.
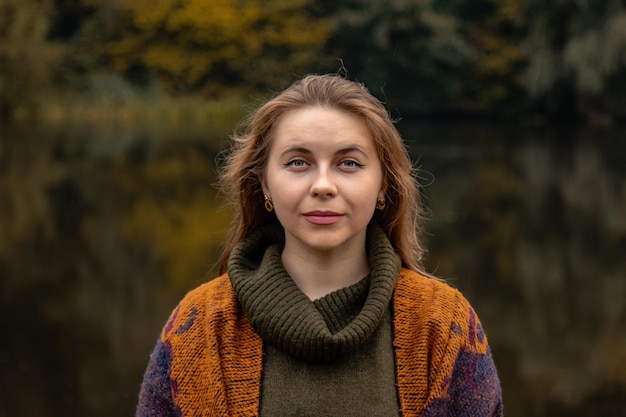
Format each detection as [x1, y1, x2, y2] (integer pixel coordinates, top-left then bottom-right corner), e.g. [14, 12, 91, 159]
[227, 223, 401, 363]
[136, 225, 504, 416]
[258, 272, 400, 416]
[259, 307, 400, 417]
[312, 274, 370, 334]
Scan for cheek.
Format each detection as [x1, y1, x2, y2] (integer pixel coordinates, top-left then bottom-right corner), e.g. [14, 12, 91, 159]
[268, 183, 298, 210]
[359, 173, 384, 199]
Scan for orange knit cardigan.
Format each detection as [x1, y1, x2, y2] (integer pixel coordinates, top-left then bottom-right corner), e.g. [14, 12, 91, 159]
[137, 269, 502, 416]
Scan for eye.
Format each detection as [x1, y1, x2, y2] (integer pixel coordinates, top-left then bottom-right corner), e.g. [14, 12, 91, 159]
[340, 159, 364, 169]
[285, 159, 308, 168]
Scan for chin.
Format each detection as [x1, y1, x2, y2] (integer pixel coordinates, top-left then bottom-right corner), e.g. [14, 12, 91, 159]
[301, 237, 351, 253]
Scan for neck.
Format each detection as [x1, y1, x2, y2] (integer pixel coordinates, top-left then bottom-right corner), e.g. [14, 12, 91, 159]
[281, 243, 370, 300]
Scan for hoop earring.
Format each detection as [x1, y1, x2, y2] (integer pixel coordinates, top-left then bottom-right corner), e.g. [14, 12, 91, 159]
[264, 195, 274, 212]
[376, 197, 386, 211]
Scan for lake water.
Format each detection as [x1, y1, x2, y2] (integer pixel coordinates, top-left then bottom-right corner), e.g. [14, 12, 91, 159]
[1, 120, 625, 416]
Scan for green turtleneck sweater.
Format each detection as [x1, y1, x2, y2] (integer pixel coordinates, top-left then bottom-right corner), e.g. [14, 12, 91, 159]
[137, 223, 504, 416]
[228, 224, 402, 416]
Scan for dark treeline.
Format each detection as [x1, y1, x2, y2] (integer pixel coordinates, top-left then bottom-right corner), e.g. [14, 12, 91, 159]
[2, 0, 626, 123]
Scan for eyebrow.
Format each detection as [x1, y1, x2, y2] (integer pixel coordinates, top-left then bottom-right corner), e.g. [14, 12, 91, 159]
[280, 145, 369, 159]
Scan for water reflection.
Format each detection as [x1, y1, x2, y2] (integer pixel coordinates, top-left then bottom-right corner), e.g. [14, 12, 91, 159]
[408, 123, 626, 417]
[0, 122, 624, 416]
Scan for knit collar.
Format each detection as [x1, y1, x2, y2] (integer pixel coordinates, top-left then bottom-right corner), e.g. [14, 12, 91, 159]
[227, 223, 401, 363]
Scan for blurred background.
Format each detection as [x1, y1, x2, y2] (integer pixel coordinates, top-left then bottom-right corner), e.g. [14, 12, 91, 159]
[1, 0, 625, 416]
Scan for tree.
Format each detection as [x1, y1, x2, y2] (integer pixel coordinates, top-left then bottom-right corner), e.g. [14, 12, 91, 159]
[522, 0, 626, 120]
[48, 0, 112, 90]
[0, 0, 62, 119]
[327, 0, 474, 114]
[455, 0, 525, 114]
[108, 0, 332, 96]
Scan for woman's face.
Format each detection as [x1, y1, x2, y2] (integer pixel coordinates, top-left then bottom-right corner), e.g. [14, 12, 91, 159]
[262, 106, 385, 257]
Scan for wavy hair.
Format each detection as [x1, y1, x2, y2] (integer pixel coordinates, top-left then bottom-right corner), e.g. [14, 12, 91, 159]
[218, 74, 427, 274]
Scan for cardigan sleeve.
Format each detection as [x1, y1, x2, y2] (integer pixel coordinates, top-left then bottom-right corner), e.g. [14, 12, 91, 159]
[422, 292, 504, 417]
[135, 276, 263, 416]
[136, 337, 182, 417]
[394, 270, 504, 416]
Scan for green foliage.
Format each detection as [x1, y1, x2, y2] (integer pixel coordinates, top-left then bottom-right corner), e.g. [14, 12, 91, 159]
[108, 0, 332, 96]
[0, 0, 63, 119]
[53, 13, 110, 89]
[329, 0, 474, 114]
[4, 0, 626, 121]
[522, 0, 626, 118]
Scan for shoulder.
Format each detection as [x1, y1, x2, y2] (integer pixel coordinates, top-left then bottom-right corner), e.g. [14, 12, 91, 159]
[161, 274, 237, 341]
[393, 270, 501, 415]
[394, 269, 489, 353]
[395, 268, 468, 310]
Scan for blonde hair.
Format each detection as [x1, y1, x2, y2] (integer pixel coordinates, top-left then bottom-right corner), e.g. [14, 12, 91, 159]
[218, 74, 427, 274]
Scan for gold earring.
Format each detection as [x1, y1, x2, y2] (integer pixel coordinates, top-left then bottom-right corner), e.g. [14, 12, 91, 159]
[264, 195, 274, 212]
[376, 197, 386, 211]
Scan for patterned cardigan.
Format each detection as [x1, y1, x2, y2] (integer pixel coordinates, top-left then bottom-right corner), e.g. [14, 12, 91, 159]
[137, 269, 503, 416]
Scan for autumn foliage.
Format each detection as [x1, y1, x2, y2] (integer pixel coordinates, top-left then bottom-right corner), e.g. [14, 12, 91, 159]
[108, 0, 331, 96]
[2, 0, 626, 120]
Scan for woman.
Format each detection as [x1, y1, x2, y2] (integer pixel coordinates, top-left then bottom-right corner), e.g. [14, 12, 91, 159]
[137, 74, 503, 416]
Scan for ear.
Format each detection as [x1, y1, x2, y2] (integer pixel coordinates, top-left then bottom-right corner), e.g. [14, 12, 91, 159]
[260, 176, 269, 197]
[378, 179, 388, 200]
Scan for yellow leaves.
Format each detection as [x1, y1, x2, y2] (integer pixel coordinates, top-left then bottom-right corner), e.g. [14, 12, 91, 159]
[143, 44, 189, 74]
[124, 0, 179, 30]
[144, 43, 212, 78]
[257, 0, 330, 47]
[262, 13, 330, 47]
[109, 0, 331, 93]
[474, 30, 522, 76]
[459, 0, 524, 108]
[499, 0, 524, 25]
[465, 26, 522, 104]
[468, 0, 524, 78]
[169, 0, 262, 39]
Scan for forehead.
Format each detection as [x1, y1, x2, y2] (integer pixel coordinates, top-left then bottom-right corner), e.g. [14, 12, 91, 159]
[270, 106, 375, 151]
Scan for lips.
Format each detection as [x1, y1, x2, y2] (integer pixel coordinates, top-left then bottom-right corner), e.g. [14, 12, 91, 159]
[303, 211, 344, 225]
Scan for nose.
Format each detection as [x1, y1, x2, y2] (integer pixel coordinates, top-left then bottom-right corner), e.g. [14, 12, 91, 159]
[310, 166, 337, 198]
